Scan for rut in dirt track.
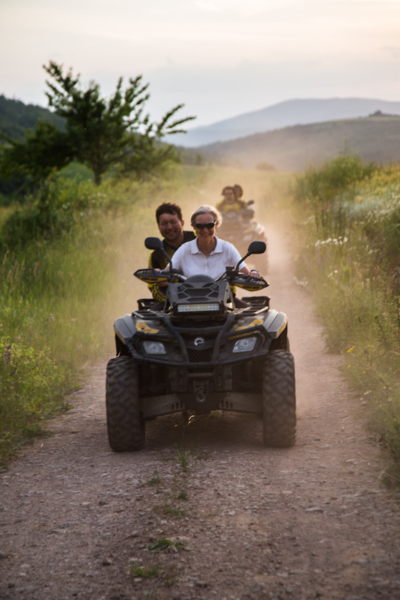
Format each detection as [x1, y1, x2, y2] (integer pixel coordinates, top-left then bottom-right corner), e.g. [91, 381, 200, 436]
[1, 223, 400, 600]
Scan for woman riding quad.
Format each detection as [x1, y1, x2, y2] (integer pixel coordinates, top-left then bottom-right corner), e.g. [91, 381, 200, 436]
[168, 205, 261, 307]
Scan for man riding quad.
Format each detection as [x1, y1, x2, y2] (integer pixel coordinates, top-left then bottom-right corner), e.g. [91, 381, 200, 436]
[148, 202, 195, 302]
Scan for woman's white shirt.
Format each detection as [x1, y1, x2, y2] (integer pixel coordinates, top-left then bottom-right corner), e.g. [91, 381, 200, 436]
[171, 237, 246, 279]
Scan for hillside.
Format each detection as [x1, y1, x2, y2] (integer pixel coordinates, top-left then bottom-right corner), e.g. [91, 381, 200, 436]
[196, 115, 400, 171]
[172, 98, 400, 147]
[0, 94, 64, 141]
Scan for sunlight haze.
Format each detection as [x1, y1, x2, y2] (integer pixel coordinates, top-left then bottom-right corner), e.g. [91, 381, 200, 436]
[1, 0, 400, 125]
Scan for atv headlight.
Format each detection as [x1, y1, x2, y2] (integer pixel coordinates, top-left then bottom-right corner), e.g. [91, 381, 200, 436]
[177, 303, 219, 313]
[143, 341, 167, 355]
[232, 337, 257, 353]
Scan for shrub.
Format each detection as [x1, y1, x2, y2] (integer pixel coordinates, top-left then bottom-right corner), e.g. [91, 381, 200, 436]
[296, 154, 376, 204]
[0, 336, 70, 462]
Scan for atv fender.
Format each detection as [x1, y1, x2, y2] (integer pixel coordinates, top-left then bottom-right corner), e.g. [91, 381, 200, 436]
[114, 314, 137, 344]
[263, 309, 288, 339]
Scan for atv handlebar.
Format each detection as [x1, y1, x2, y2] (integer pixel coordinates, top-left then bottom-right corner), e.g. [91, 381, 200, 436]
[134, 267, 186, 285]
[134, 266, 268, 291]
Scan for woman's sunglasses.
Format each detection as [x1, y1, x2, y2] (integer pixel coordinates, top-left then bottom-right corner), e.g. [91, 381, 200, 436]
[194, 222, 216, 230]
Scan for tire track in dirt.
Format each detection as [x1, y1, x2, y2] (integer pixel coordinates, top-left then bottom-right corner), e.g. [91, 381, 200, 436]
[1, 222, 400, 600]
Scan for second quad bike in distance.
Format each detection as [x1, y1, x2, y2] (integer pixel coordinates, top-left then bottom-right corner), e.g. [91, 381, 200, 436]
[217, 200, 268, 272]
[106, 238, 296, 452]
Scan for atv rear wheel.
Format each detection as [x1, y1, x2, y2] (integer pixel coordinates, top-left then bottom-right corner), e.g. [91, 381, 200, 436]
[106, 356, 145, 452]
[262, 351, 296, 447]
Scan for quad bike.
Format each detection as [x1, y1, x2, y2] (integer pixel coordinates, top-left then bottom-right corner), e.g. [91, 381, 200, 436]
[106, 238, 295, 452]
[217, 200, 268, 272]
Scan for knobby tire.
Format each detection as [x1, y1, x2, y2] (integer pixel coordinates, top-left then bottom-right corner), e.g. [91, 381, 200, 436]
[106, 356, 144, 452]
[263, 351, 296, 447]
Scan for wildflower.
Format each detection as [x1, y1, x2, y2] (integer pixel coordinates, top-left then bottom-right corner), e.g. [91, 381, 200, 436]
[347, 346, 355, 353]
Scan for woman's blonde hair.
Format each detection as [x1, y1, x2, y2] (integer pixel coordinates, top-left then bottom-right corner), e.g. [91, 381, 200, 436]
[190, 205, 222, 228]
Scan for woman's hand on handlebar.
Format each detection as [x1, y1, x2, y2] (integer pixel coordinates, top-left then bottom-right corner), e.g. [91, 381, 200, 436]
[154, 268, 169, 287]
[241, 266, 261, 278]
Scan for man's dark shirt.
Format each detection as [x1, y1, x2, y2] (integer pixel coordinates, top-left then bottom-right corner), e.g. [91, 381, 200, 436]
[148, 231, 196, 300]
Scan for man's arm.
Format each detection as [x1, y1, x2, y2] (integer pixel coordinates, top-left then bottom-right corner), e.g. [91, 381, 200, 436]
[147, 251, 167, 302]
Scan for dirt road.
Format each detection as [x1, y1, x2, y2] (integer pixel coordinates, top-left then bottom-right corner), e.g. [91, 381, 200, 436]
[1, 224, 400, 600]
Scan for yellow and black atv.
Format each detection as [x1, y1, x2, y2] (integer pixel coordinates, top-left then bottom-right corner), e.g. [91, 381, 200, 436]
[106, 238, 295, 452]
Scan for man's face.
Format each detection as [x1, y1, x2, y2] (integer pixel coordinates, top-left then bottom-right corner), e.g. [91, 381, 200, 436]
[223, 189, 236, 203]
[158, 212, 184, 245]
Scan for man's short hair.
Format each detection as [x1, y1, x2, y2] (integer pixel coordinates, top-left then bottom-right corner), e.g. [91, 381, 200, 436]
[221, 186, 235, 196]
[155, 202, 183, 224]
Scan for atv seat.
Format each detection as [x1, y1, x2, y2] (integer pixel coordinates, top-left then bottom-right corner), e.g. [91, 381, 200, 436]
[185, 275, 215, 283]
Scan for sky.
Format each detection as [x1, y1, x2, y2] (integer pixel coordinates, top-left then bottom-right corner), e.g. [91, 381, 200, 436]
[1, 0, 400, 127]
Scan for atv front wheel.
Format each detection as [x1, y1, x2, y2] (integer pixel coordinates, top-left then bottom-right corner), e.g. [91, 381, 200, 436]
[106, 356, 145, 452]
[262, 351, 296, 447]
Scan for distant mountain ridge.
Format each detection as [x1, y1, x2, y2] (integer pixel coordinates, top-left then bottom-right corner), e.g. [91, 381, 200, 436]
[173, 98, 400, 147]
[0, 95, 64, 141]
[195, 115, 400, 171]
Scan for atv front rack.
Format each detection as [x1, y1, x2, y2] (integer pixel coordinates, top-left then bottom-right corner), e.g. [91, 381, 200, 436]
[125, 311, 274, 369]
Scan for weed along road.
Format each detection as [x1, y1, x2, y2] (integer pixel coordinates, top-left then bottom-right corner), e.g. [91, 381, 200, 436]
[1, 221, 400, 600]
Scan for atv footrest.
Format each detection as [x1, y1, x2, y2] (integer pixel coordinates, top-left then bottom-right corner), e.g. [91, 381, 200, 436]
[242, 296, 270, 308]
[219, 392, 262, 414]
[137, 298, 158, 310]
[141, 394, 185, 419]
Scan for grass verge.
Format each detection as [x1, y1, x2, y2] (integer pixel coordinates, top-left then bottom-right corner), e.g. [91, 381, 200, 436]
[294, 156, 400, 483]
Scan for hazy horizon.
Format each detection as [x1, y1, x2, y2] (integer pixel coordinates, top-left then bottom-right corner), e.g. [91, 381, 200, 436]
[1, 0, 400, 127]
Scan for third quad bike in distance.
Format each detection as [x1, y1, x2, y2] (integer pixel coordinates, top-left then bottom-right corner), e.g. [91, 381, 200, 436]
[106, 238, 296, 452]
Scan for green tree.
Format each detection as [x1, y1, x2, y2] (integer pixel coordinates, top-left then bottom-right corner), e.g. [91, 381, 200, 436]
[0, 120, 73, 184]
[0, 62, 195, 186]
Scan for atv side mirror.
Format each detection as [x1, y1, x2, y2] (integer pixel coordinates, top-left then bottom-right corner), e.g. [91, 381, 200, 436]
[235, 240, 267, 273]
[144, 236, 174, 272]
[145, 237, 163, 251]
[247, 241, 266, 255]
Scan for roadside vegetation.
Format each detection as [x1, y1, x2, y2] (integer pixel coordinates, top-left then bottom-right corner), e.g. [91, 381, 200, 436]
[294, 154, 400, 483]
[0, 163, 212, 465]
[0, 175, 154, 463]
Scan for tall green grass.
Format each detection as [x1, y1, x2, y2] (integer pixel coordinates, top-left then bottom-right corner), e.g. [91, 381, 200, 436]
[0, 166, 206, 464]
[294, 157, 400, 483]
